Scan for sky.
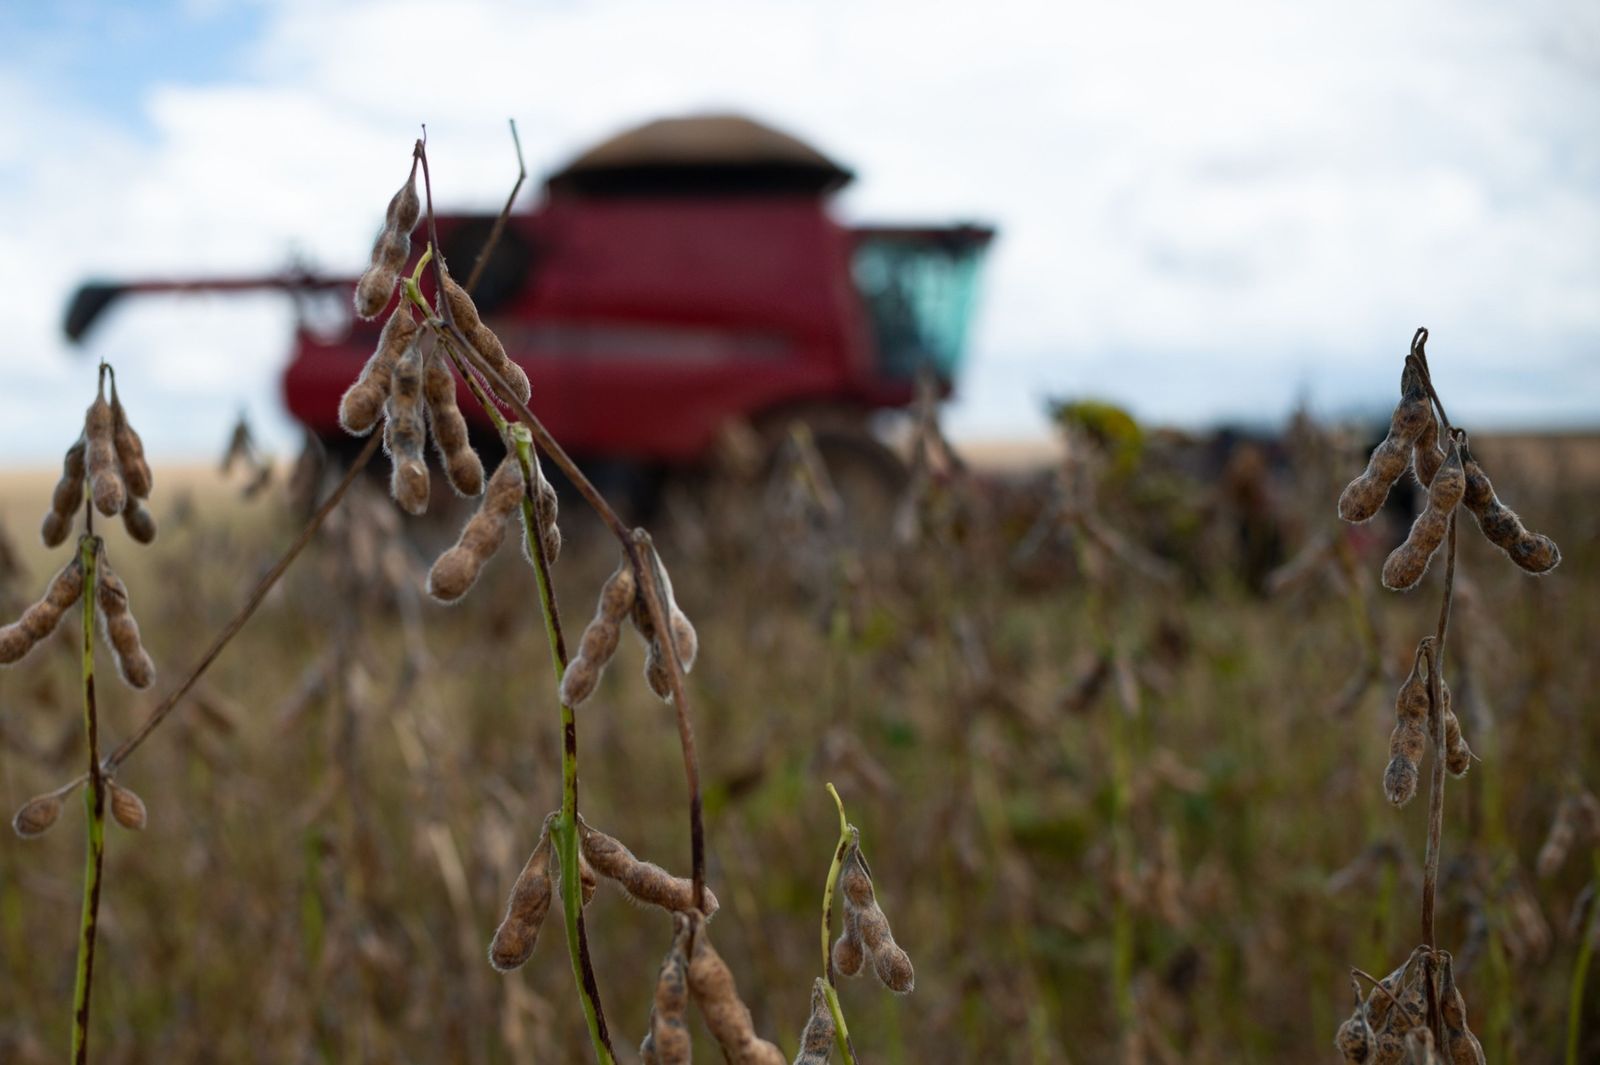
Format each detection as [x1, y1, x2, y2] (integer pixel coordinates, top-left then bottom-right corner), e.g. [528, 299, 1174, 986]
[1, 0, 1597, 462]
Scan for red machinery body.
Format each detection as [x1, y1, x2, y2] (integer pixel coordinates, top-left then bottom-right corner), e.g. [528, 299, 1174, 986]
[68, 115, 993, 466]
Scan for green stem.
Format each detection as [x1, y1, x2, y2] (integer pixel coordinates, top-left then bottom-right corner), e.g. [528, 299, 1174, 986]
[820, 783, 858, 1065]
[509, 427, 614, 1065]
[71, 534, 104, 1065]
[1567, 850, 1600, 1065]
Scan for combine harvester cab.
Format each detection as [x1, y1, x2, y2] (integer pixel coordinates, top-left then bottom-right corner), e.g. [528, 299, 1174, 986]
[66, 114, 993, 504]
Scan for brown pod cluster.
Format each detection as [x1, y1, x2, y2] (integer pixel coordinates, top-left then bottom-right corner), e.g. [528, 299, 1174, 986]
[427, 456, 525, 602]
[85, 392, 126, 518]
[0, 557, 85, 666]
[339, 310, 420, 435]
[423, 351, 484, 496]
[684, 914, 787, 1065]
[1536, 792, 1600, 877]
[1382, 439, 1465, 591]
[12, 792, 65, 839]
[578, 820, 719, 916]
[96, 554, 155, 689]
[41, 439, 86, 547]
[1460, 447, 1560, 575]
[560, 561, 638, 706]
[489, 817, 555, 972]
[108, 781, 147, 831]
[383, 340, 431, 514]
[793, 978, 836, 1065]
[835, 842, 914, 993]
[354, 164, 420, 319]
[630, 558, 699, 702]
[1383, 653, 1430, 808]
[440, 272, 532, 404]
[641, 914, 693, 1065]
[1338, 366, 1431, 523]
[1334, 947, 1482, 1065]
[42, 380, 157, 544]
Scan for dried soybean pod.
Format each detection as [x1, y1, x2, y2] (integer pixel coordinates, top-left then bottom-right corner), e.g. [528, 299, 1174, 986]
[644, 642, 674, 701]
[1394, 652, 1429, 726]
[668, 607, 698, 672]
[1382, 439, 1465, 592]
[1334, 974, 1372, 1064]
[108, 782, 147, 831]
[831, 911, 865, 977]
[1430, 681, 1471, 778]
[1460, 446, 1561, 575]
[600, 560, 638, 622]
[440, 271, 532, 404]
[9, 557, 86, 656]
[685, 914, 786, 1065]
[110, 384, 152, 499]
[1334, 1013, 1370, 1063]
[647, 914, 693, 1065]
[1404, 1028, 1440, 1065]
[578, 851, 599, 907]
[1412, 408, 1444, 488]
[578, 821, 719, 916]
[1339, 365, 1431, 523]
[1436, 952, 1485, 1065]
[42, 437, 87, 547]
[423, 351, 484, 496]
[839, 844, 914, 993]
[384, 340, 430, 515]
[385, 162, 421, 234]
[12, 792, 64, 838]
[517, 465, 562, 567]
[353, 166, 419, 320]
[97, 557, 155, 689]
[427, 456, 523, 602]
[794, 978, 836, 1064]
[560, 563, 637, 706]
[1383, 729, 1425, 807]
[559, 655, 602, 708]
[0, 623, 30, 666]
[121, 498, 157, 545]
[489, 819, 555, 972]
[85, 392, 126, 518]
[340, 310, 420, 435]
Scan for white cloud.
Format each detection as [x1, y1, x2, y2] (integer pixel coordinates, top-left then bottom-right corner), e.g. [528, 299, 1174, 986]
[1, 0, 1596, 465]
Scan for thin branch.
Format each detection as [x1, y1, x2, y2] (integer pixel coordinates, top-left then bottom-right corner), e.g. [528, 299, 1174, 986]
[463, 119, 526, 296]
[70, 534, 105, 1065]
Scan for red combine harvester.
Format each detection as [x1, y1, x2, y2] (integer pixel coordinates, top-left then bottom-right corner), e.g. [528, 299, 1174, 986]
[65, 115, 993, 503]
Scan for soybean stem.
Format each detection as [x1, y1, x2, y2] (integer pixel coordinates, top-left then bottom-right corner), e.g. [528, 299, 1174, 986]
[70, 534, 104, 1065]
[508, 427, 615, 1064]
